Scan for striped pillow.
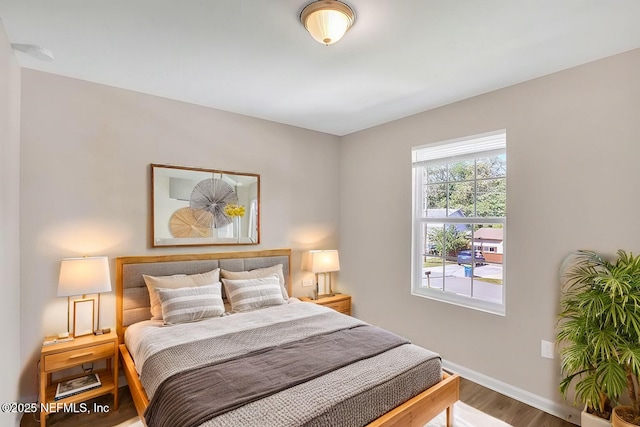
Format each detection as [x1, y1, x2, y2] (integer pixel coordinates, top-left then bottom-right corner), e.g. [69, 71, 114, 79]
[221, 264, 289, 300]
[143, 268, 221, 320]
[155, 283, 225, 325]
[222, 275, 285, 313]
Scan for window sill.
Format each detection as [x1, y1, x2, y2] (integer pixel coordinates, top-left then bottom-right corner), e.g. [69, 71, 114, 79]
[411, 287, 505, 316]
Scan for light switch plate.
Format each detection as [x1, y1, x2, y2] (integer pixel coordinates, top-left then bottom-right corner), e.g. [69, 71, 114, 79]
[541, 340, 554, 359]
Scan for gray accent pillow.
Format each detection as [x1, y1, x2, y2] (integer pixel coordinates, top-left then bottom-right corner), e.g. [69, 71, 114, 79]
[222, 275, 285, 313]
[155, 283, 225, 325]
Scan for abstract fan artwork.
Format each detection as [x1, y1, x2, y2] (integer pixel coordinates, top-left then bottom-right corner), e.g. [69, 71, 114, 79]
[189, 178, 239, 229]
[169, 207, 213, 238]
[151, 164, 259, 247]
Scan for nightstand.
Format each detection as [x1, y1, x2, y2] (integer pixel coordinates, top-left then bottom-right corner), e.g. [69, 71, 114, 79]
[39, 331, 118, 427]
[300, 293, 351, 315]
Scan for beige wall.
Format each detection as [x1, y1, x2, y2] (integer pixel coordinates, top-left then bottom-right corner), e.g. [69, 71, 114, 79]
[340, 48, 640, 420]
[18, 70, 340, 400]
[14, 37, 640, 419]
[0, 19, 21, 427]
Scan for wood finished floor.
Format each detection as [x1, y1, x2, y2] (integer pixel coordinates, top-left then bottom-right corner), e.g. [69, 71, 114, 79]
[459, 378, 576, 427]
[22, 377, 577, 427]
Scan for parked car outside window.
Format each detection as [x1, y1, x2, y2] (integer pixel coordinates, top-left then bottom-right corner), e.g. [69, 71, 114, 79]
[457, 250, 486, 266]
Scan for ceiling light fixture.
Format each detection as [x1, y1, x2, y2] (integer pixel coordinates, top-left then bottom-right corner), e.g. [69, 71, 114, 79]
[300, 0, 355, 46]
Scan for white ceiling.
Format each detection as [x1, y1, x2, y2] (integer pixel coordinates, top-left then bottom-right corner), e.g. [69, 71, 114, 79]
[1, 1, 639, 136]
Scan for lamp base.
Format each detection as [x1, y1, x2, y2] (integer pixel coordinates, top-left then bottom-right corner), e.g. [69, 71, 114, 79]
[317, 293, 336, 299]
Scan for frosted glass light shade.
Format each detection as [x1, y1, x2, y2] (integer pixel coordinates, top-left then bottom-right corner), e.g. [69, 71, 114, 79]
[301, 1, 355, 45]
[58, 256, 112, 297]
[307, 250, 341, 273]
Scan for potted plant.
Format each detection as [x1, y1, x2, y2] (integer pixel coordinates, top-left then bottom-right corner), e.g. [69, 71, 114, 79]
[557, 250, 640, 427]
[557, 250, 614, 425]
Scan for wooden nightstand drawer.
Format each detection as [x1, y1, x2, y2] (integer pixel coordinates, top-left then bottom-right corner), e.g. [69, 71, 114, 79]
[323, 299, 350, 314]
[300, 294, 352, 315]
[44, 342, 115, 371]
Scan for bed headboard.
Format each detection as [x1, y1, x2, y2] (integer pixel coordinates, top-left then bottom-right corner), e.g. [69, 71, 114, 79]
[116, 249, 292, 342]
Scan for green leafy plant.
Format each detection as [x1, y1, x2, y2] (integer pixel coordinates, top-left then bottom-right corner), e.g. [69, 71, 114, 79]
[557, 250, 640, 423]
[427, 225, 468, 259]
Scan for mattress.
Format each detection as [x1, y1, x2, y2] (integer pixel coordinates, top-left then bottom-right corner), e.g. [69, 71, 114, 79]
[125, 300, 442, 427]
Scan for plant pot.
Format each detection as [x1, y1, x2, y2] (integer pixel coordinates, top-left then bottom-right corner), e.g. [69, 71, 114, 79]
[612, 406, 640, 427]
[582, 405, 612, 427]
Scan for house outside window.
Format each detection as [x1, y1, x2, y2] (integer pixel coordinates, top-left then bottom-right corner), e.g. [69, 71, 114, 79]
[412, 130, 506, 315]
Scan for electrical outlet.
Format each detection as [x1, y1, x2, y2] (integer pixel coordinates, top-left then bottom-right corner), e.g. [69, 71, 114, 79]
[302, 279, 314, 287]
[541, 340, 554, 359]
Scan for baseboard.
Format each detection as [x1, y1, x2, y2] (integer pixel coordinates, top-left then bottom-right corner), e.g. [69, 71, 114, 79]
[443, 359, 581, 426]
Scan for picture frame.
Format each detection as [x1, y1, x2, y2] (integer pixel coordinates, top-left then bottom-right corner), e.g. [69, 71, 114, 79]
[73, 299, 95, 337]
[151, 164, 260, 247]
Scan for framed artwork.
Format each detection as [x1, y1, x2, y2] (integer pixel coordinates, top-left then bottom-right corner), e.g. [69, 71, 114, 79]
[151, 164, 260, 247]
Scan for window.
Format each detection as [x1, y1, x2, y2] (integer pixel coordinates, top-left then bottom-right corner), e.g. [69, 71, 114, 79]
[412, 130, 506, 315]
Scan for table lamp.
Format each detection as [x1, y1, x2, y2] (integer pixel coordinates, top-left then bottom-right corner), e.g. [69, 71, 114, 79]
[58, 256, 111, 337]
[306, 250, 340, 298]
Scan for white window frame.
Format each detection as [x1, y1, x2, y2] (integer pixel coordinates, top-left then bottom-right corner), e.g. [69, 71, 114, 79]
[411, 130, 506, 316]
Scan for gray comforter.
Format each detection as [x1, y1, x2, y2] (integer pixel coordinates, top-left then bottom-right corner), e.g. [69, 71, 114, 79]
[125, 301, 442, 427]
[145, 325, 409, 427]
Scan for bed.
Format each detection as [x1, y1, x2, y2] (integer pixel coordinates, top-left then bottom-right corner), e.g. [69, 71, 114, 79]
[116, 249, 459, 427]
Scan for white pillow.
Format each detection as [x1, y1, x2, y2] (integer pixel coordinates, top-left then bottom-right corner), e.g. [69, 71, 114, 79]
[221, 264, 288, 300]
[155, 283, 225, 325]
[143, 268, 220, 320]
[221, 275, 285, 313]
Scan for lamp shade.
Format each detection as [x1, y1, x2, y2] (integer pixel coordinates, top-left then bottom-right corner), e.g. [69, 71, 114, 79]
[58, 256, 112, 297]
[307, 250, 340, 273]
[300, 1, 355, 45]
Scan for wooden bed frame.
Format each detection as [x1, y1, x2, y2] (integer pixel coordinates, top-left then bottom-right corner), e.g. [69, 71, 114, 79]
[116, 249, 459, 427]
